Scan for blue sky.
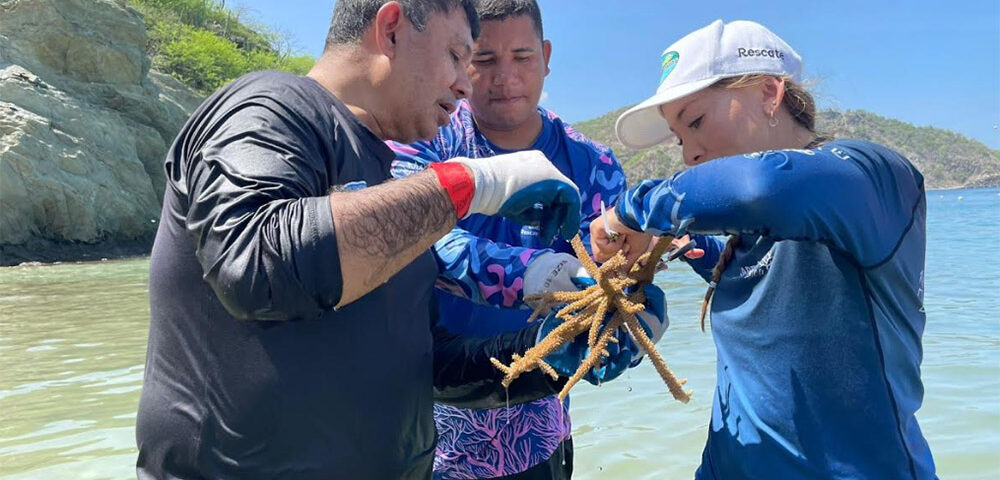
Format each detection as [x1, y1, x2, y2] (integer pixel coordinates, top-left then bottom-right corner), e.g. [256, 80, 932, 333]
[235, 0, 999, 148]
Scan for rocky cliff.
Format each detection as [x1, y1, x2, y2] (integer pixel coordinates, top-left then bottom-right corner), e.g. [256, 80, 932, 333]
[0, 0, 202, 265]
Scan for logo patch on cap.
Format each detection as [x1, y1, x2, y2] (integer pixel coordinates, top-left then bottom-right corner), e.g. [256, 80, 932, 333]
[659, 50, 679, 84]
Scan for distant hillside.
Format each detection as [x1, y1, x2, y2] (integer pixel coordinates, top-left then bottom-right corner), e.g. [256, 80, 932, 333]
[572, 107, 1000, 190]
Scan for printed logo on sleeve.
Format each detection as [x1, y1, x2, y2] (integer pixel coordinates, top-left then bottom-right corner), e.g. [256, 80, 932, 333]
[829, 147, 852, 161]
[740, 246, 774, 279]
[329, 180, 368, 193]
[917, 269, 925, 312]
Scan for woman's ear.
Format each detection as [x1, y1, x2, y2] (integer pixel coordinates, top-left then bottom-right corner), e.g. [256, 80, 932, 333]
[761, 76, 787, 118]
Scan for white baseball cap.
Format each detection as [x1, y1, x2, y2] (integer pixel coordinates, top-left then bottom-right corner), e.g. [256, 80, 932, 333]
[615, 20, 803, 149]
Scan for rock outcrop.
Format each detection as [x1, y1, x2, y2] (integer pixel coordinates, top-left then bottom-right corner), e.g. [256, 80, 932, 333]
[0, 0, 202, 264]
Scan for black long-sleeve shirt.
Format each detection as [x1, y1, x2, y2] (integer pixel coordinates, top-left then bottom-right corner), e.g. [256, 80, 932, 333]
[136, 71, 559, 479]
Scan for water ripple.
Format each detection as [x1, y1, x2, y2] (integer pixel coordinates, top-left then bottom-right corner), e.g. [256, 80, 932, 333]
[0, 189, 998, 479]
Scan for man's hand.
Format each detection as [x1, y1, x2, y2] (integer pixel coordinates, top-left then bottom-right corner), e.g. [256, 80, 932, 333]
[523, 252, 590, 311]
[448, 151, 581, 245]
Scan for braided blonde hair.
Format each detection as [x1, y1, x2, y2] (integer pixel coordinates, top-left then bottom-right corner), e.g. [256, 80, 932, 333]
[698, 75, 824, 331]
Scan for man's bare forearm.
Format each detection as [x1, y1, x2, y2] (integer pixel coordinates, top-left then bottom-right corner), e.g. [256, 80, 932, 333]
[331, 170, 456, 306]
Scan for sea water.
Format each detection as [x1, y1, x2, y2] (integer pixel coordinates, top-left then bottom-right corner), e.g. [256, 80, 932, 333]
[1, 188, 998, 479]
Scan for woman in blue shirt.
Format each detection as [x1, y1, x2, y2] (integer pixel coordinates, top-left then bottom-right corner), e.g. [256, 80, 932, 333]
[593, 20, 937, 479]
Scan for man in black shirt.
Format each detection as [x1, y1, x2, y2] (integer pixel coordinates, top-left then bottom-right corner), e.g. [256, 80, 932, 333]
[136, 1, 586, 478]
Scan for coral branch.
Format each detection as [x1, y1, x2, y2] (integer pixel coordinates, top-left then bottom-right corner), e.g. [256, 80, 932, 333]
[492, 235, 691, 403]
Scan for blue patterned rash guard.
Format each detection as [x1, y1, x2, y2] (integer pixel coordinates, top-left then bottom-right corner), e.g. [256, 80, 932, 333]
[617, 140, 937, 479]
[389, 100, 626, 479]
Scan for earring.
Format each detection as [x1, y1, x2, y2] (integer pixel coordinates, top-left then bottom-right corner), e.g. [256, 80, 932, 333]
[768, 113, 778, 128]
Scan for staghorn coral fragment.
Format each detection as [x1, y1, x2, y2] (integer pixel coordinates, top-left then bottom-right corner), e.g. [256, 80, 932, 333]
[587, 298, 609, 347]
[625, 317, 692, 403]
[490, 235, 691, 403]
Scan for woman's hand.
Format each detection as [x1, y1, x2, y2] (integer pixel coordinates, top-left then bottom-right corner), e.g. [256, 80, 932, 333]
[665, 235, 705, 261]
[639, 234, 706, 272]
[591, 207, 705, 269]
[590, 207, 652, 267]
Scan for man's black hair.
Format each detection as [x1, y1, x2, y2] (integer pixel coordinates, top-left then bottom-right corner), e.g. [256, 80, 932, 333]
[473, 0, 543, 39]
[326, 0, 480, 48]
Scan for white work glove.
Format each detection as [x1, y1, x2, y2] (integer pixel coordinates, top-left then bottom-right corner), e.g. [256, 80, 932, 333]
[523, 252, 591, 300]
[447, 151, 581, 245]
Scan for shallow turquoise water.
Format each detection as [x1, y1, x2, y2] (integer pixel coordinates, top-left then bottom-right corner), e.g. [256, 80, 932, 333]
[1, 188, 998, 479]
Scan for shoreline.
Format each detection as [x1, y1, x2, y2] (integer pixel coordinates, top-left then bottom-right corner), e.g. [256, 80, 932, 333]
[2, 186, 996, 267]
[0, 237, 154, 267]
[927, 185, 988, 192]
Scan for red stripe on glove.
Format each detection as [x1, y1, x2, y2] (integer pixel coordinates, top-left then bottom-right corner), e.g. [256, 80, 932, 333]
[428, 162, 475, 219]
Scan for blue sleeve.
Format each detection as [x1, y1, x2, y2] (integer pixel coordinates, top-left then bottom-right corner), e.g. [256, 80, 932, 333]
[682, 234, 725, 282]
[430, 229, 546, 308]
[387, 139, 547, 309]
[616, 141, 925, 267]
[577, 147, 627, 258]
